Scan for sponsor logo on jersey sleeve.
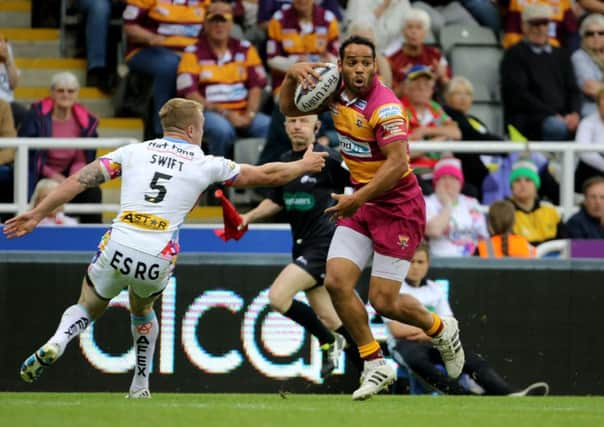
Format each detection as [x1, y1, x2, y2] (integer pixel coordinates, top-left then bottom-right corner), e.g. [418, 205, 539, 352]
[119, 211, 170, 231]
[376, 104, 403, 120]
[380, 118, 407, 139]
[99, 158, 122, 179]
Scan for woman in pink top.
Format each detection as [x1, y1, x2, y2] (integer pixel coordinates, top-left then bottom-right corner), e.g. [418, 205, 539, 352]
[19, 72, 101, 223]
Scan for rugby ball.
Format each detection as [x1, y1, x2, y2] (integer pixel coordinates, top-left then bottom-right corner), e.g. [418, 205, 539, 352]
[294, 63, 340, 113]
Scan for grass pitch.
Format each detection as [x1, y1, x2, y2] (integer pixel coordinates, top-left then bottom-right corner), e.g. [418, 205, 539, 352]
[1, 393, 603, 427]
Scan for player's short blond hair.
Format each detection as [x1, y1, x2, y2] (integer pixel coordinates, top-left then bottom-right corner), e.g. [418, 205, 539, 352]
[159, 98, 204, 132]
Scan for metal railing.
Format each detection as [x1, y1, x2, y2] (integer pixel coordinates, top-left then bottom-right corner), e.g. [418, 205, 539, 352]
[1, 138, 604, 220]
[0, 138, 137, 215]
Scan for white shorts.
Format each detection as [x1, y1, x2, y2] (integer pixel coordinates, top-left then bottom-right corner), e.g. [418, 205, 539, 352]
[87, 234, 177, 299]
[327, 226, 410, 283]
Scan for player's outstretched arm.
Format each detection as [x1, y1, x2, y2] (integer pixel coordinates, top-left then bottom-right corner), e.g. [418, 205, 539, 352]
[232, 144, 327, 188]
[279, 62, 329, 117]
[3, 160, 108, 239]
[240, 198, 282, 227]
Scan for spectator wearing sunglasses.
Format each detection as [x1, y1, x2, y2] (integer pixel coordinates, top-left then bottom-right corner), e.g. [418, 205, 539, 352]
[501, 3, 581, 141]
[18, 72, 102, 223]
[572, 13, 604, 117]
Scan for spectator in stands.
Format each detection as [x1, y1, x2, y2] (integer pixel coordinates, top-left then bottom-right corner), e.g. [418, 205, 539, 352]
[18, 72, 101, 224]
[258, 0, 339, 164]
[30, 179, 79, 226]
[411, 1, 479, 38]
[345, 20, 393, 88]
[73, 0, 113, 92]
[502, 0, 578, 50]
[0, 98, 16, 221]
[344, 0, 412, 51]
[425, 157, 489, 257]
[122, 0, 208, 138]
[506, 159, 565, 245]
[443, 75, 501, 201]
[575, 87, 604, 191]
[0, 32, 26, 129]
[257, 0, 342, 30]
[572, 14, 604, 118]
[387, 242, 549, 395]
[501, 3, 581, 141]
[400, 65, 461, 193]
[385, 8, 451, 98]
[477, 200, 537, 258]
[566, 176, 604, 238]
[177, 1, 270, 158]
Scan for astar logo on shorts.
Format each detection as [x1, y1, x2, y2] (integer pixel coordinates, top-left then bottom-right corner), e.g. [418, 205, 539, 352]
[397, 235, 410, 248]
[119, 211, 170, 231]
[137, 322, 153, 335]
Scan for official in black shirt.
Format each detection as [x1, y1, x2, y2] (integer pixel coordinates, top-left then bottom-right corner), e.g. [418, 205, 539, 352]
[241, 114, 360, 377]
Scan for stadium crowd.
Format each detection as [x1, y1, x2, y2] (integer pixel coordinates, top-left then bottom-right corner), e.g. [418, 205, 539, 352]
[2, 0, 603, 398]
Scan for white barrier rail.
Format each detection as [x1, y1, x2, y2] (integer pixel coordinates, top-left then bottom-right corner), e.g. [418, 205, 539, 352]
[1, 139, 603, 219]
[0, 138, 137, 215]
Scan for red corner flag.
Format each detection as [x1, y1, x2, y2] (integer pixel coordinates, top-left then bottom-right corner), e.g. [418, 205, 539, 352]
[213, 189, 248, 241]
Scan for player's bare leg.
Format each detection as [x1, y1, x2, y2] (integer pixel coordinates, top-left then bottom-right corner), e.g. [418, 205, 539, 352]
[370, 279, 465, 380]
[126, 287, 160, 399]
[20, 278, 108, 383]
[270, 264, 346, 378]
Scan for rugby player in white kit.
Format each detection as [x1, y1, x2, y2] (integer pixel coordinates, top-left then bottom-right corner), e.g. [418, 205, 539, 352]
[3, 98, 328, 398]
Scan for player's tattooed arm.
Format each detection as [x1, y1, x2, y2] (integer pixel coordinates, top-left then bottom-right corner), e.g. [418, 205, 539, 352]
[76, 161, 107, 188]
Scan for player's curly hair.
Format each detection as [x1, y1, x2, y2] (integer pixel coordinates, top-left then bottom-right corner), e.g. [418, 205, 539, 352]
[339, 35, 376, 60]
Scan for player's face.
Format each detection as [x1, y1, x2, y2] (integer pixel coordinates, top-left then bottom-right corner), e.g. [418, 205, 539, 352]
[511, 177, 537, 203]
[407, 249, 429, 285]
[340, 44, 377, 96]
[403, 20, 427, 47]
[284, 115, 318, 150]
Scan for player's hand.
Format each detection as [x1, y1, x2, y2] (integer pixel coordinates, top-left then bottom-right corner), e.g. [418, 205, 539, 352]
[286, 62, 329, 90]
[325, 193, 362, 219]
[301, 144, 328, 173]
[2, 210, 43, 239]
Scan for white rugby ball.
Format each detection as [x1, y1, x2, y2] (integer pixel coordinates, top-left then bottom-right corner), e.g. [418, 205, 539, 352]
[294, 63, 340, 113]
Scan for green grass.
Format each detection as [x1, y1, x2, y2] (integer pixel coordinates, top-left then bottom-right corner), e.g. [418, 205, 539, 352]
[1, 393, 603, 427]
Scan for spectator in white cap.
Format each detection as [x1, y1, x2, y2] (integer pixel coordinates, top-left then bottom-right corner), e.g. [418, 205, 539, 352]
[424, 157, 488, 257]
[506, 158, 566, 245]
[501, 2, 581, 141]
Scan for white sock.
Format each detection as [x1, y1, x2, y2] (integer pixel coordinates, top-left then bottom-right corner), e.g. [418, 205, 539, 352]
[48, 304, 92, 357]
[129, 311, 158, 393]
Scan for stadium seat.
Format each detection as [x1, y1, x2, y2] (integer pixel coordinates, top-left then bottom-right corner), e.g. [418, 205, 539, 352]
[450, 45, 503, 102]
[230, 138, 267, 204]
[469, 102, 504, 137]
[471, 82, 491, 103]
[439, 24, 497, 54]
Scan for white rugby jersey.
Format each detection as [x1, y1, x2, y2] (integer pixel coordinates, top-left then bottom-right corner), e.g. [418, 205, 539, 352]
[98, 137, 240, 255]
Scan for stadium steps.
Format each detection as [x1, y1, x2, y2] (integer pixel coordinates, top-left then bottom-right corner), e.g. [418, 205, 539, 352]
[15, 86, 115, 117]
[15, 58, 86, 86]
[1, 27, 61, 58]
[0, 1, 31, 28]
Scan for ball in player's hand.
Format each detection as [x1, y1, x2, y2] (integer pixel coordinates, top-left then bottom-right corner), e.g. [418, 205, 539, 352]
[294, 63, 340, 113]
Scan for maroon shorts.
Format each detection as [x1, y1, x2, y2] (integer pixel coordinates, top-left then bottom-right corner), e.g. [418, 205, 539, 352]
[338, 190, 425, 261]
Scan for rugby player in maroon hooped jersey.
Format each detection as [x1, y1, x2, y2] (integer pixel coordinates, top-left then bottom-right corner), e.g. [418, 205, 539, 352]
[279, 35, 466, 400]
